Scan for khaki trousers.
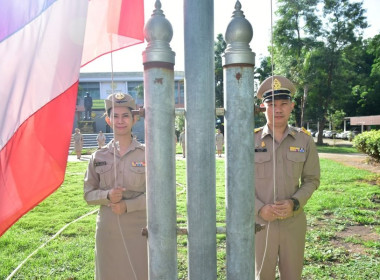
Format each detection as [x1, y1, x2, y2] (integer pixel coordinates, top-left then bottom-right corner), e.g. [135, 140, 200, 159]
[255, 212, 307, 280]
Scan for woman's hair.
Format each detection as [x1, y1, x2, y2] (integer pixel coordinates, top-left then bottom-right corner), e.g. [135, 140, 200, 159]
[106, 107, 134, 117]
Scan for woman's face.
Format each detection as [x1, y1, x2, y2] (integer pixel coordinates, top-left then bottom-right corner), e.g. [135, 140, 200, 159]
[109, 106, 136, 136]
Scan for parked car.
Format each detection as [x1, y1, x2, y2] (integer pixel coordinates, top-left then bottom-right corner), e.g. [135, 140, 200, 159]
[336, 131, 349, 139]
[324, 130, 337, 139]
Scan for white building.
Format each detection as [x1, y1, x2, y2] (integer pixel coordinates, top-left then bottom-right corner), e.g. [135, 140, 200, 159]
[75, 71, 185, 142]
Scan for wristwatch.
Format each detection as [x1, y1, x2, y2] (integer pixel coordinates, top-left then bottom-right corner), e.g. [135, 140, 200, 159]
[290, 197, 300, 211]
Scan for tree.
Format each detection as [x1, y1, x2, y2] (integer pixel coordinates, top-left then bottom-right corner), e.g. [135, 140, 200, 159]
[310, 0, 367, 144]
[273, 0, 321, 127]
[214, 33, 227, 107]
[348, 34, 380, 116]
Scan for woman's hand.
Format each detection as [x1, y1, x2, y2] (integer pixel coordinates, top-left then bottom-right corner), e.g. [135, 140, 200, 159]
[108, 187, 126, 203]
[109, 201, 127, 215]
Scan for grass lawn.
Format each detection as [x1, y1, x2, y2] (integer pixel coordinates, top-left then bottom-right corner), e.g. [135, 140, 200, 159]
[0, 147, 379, 279]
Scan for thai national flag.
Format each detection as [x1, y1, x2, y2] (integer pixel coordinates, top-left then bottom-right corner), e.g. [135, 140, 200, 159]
[0, 0, 144, 236]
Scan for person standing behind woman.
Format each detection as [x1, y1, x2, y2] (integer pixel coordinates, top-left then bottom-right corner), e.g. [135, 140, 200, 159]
[73, 128, 83, 159]
[96, 130, 106, 149]
[84, 93, 147, 280]
[215, 128, 224, 157]
[179, 128, 186, 158]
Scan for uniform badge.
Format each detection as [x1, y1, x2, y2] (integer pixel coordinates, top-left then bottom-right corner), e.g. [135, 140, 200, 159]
[289, 146, 305, 153]
[261, 141, 266, 148]
[255, 148, 267, 152]
[132, 161, 146, 167]
[94, 161, 107, 166]
[115, 93, 125, 100]
[273, 78, 281, 90]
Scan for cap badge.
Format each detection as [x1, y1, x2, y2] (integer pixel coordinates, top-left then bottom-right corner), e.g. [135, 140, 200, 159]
[115, 93, 125, 100]
[272, 79, 281, 90]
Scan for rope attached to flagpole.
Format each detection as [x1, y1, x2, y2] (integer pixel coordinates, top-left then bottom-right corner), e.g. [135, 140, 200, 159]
[256, 0, 276, 278]
[109, 44, 138, 280]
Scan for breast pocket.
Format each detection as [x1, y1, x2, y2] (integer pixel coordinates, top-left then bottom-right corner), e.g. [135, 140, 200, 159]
[95, 163, 113, 188]
[286, 152, 306, 179]
[126, 165, 146, 191]
[254, 153, 271, 178]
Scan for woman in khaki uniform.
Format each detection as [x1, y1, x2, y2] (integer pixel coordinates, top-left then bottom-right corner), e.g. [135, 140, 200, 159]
[84, 93, 147, 280]
[215, 128, 224, 157]
[73, 128, 83, 159]
[254, 76, 320, 280]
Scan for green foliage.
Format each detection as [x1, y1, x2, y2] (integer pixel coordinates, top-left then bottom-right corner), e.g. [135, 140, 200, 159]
[329, 110, 346, 131]
[214, 33, 227, 107]
[175, 115, 185, 134]
[353, 130, 380, 162]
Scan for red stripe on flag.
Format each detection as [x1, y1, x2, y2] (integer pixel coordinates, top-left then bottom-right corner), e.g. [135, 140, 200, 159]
[81, 0, 144, 66]
[0, 83, 78, 236]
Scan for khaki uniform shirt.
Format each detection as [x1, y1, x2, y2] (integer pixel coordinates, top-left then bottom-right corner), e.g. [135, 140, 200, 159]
[84, 139, 147, 280]
[254, 125, 320, 216]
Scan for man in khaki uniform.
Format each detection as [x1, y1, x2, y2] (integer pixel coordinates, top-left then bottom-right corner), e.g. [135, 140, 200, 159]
[254, 76, 320, 280]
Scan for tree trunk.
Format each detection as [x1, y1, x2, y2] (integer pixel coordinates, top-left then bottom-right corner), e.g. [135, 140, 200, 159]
[317, 119, 326, 145]
[300, 84, 308, 127]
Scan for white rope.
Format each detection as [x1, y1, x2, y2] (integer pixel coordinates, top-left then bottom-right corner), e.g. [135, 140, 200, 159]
[6, 209, 99, 280]
[256, 0, 276, 278]
[109, 48, 138, 280]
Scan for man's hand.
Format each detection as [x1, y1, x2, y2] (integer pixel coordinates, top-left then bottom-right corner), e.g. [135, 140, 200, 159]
[109, 201, 127, 215]
[259, 200, 294, 221]
[259, 204, 280, 222]
[272, 199, 294, 219]
[108, 187, 126, 203]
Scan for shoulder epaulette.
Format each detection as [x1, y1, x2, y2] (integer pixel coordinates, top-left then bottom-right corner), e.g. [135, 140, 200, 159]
[301, 127, 311, 136]
[254, 127, 263, 133]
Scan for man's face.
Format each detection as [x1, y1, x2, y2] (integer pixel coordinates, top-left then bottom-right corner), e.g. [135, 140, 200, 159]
[264, 98, 294, 128]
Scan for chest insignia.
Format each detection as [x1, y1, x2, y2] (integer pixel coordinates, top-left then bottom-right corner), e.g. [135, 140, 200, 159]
[94, 161, 107, 167]
[261, 141, 266, 148]
[132, 161, 146, 167]
[289, 146, 305, 153]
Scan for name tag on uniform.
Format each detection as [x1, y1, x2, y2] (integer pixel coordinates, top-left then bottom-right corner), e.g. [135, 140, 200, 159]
[94, 161, 107, 166]
[255, 148, 267, 152]
[132, 161, 146, 167]
[289, 146, 305, 153]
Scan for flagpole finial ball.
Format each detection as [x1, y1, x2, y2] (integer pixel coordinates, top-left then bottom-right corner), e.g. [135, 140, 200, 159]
[143, 1, 175, 64]
[223, 2, 255, 66]
[144, 1, 173, 44]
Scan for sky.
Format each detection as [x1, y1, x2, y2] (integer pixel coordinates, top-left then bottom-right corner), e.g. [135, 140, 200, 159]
[80, 0, 380, 73]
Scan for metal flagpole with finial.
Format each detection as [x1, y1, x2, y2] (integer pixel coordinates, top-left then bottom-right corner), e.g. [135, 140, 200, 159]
[223, 1, 256, 279]
[142, 1, 177, 279]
